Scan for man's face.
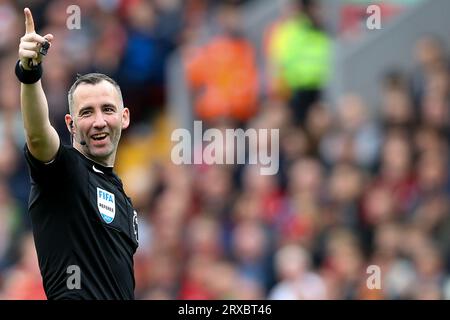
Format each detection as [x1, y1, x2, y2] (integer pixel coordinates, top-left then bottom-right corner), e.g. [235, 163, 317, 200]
[70, 80, 129, 166]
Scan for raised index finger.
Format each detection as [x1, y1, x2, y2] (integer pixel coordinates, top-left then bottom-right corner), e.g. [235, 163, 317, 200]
[24, 8, 35, 34]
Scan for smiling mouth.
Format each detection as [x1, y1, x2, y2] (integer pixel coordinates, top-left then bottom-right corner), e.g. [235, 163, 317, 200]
[91, 133, 109, 141]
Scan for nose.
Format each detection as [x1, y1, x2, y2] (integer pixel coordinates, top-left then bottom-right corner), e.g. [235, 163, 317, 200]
[93, 111, 107, 129]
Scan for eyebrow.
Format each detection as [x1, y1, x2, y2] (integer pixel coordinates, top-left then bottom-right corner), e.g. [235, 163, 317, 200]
[78, 106, 93, 115]
[78, 104, 118, 115]
[102, 103, 117, 110]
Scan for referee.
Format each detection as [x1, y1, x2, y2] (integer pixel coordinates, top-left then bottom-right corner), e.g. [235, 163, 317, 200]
[16, 8, 139, 300]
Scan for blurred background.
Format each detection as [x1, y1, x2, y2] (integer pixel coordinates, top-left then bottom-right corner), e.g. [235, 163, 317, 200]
[0, 0, 449, 300]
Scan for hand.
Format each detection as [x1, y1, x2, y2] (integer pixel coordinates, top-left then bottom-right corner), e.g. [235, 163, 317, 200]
[18, 8, 54, 70]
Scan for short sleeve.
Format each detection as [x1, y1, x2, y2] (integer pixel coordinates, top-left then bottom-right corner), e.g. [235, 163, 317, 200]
[24, 142, 75, 186]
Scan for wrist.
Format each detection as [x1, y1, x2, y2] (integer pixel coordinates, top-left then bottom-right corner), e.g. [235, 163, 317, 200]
[15, 59, 42, 84]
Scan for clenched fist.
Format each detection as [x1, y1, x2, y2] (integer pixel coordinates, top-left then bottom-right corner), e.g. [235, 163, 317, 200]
[18, 8, 54, 70]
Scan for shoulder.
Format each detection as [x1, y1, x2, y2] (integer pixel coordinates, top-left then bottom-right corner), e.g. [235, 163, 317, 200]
[24, 143, 83, 183]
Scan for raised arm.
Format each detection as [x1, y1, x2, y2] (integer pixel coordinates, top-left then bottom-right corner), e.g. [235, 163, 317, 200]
[18, 8, 59, 162]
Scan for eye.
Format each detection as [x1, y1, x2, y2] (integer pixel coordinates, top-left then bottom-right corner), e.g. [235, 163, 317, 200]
[104, 106, 115, 113]
[80, 110, 92, 117]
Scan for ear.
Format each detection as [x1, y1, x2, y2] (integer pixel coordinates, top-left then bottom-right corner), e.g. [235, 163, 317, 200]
[65, 114, 74, 134]
[121, 107, 130, 130]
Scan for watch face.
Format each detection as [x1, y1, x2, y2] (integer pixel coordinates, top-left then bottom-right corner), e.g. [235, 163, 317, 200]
[39, 41, 50, 55]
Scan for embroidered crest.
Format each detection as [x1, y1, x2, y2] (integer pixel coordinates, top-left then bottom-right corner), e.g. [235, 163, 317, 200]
[97, 187, 115, 224]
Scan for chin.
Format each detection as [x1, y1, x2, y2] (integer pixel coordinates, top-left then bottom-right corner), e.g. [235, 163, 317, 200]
[89, 147, 114, 162]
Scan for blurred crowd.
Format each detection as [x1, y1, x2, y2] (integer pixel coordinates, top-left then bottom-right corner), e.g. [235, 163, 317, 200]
[0, 0, 449, 300]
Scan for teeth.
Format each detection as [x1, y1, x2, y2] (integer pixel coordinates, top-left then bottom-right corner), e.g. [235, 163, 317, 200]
[92, 133, 107, 140]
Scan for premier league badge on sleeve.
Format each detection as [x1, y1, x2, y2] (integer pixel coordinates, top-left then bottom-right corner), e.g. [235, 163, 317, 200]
[97, 187, 116, 224]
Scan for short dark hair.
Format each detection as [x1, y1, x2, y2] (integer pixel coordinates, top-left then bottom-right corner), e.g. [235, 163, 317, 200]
[67, 73, 123, 115]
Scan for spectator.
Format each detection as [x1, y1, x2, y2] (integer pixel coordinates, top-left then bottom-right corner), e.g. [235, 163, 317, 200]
[319, 93, 382, 170]
[265, 0, 331, 125]
[184, 3, 259, 125]
[269, 244, 327, 299]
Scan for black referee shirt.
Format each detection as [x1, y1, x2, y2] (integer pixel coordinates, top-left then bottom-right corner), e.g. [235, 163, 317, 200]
[24, 143, 139, 300]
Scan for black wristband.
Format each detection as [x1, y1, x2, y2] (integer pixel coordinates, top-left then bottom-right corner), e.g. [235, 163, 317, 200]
[15, 60, 43, 84]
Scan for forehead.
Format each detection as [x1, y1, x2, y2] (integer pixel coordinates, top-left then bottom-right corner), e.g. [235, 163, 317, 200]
[72, 80, 121, 111]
